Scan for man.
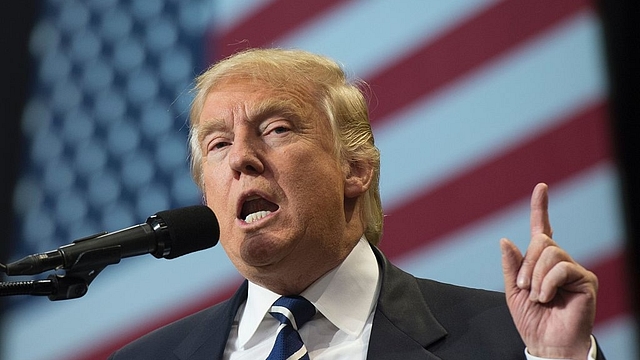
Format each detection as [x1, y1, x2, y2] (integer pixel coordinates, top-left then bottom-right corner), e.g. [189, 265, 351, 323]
[109, 48, 603, 359]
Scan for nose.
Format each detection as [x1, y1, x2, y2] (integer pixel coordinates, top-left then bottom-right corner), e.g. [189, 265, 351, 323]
[228, 136, 264, 175]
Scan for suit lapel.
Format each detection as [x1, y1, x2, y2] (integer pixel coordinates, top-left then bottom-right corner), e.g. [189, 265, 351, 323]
[367, 246, 447, 360]
[173, 281, 248, 360]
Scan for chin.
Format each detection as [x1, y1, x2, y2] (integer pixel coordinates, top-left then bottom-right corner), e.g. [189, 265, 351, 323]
[238, 234, 291, 267]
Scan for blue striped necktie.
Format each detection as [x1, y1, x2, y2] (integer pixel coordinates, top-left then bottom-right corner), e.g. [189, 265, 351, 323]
[266, 296, 316, 360]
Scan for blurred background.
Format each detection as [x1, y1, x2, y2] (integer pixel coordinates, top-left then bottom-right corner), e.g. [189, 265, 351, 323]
[1, 0, 638, 359]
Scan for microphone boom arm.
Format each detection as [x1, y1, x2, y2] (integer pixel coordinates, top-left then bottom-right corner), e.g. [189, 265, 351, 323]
[0, 266, 108, 301]
[1, 241, 124, 301]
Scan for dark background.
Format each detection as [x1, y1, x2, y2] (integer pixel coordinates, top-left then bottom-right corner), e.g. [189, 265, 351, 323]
[596, 0, 640, 332]
[1, 1, 37, 354]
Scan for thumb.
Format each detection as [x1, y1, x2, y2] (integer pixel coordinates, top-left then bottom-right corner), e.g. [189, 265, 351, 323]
[500, 238, 524, 297]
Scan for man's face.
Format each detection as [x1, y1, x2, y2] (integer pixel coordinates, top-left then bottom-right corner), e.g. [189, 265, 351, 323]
[198, 79, 355, 292]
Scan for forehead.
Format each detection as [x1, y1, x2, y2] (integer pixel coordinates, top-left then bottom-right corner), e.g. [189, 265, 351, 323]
[199, 78, 321, 125]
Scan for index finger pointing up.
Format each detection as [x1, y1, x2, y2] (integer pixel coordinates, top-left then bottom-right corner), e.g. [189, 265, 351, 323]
[530, 183, 553, 237]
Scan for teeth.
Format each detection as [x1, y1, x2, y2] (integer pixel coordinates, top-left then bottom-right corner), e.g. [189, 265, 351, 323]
[244, 211, 271, 223]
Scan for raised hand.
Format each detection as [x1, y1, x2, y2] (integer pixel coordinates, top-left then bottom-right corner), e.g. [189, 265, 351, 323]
[500, 183, 598, 359]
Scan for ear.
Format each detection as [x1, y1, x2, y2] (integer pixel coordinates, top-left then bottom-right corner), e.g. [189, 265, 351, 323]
[344, 160, 374, 199]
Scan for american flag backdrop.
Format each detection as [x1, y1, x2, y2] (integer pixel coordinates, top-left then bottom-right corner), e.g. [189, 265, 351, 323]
[2, 0, 637, 359]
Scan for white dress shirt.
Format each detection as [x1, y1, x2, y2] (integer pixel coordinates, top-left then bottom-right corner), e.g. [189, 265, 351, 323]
[224, 237, 380, 359]
[223, 237, 597, 359]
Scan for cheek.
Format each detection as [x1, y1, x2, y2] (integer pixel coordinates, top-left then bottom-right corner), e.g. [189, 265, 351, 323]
[202, 167, 232, 217]
[202, 160, 225, 191]
[288, 159, 344, 211]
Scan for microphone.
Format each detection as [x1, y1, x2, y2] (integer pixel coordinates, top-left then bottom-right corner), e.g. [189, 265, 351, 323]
[4, 205, 219, 276]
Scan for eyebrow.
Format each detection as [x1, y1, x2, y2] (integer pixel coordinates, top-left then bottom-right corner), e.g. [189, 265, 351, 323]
[251, 97, 302, 124]
[197, 119, 228, 145]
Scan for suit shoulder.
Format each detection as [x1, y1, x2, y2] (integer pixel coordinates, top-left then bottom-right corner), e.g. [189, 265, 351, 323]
[414, 277, 512, 322]
[109, 299, 233, 360]
[416, 277, 506, 308]
[416, 277, 524, 345]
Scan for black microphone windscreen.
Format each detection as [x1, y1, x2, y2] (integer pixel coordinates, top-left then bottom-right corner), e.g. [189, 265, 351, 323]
[155, 205, 220, 259]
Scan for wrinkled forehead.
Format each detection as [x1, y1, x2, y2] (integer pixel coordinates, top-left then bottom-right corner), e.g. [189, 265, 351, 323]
[216, 73, 319, 101]
[201, 76, 326, 124]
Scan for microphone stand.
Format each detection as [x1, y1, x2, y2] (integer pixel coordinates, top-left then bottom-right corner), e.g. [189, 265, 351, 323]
[0, 244, 122, 301]
[0, 267, 106, 300]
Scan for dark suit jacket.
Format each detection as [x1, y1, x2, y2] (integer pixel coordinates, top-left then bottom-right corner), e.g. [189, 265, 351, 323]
[109, 246, 605, 359]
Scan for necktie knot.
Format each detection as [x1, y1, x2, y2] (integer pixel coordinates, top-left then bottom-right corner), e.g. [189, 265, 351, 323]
[266, 296, 316, 360]
[269, 296, 316, 330]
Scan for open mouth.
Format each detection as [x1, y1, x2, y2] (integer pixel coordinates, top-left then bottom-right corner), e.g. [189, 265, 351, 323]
[239, 196, 279, 223]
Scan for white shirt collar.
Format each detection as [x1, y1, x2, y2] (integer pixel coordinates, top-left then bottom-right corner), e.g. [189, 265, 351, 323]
[237, 237, 380, 347]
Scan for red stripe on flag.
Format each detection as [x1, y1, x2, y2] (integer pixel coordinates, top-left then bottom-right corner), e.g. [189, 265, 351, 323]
[208, 0, 352, 61]
[366, 0, 592, 126]
[592, 249, 633, 324]
[379, 101, 612, 258]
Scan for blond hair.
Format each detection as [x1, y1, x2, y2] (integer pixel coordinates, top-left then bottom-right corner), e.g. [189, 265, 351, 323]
[188, 48, 383, 245]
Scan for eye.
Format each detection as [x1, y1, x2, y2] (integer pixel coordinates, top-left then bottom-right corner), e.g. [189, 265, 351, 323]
[212, 141, 231, 149]
[207, 138, 232, 152]
[264, 120, 292, 137]
[271, 126, 290, 135]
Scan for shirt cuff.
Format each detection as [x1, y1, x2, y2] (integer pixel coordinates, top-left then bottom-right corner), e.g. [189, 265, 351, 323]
[524, 335, 597, 360]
